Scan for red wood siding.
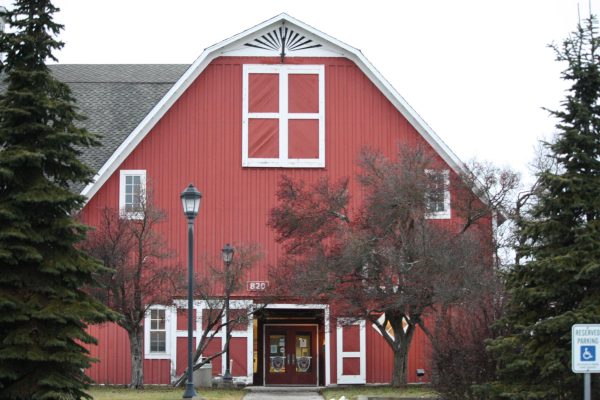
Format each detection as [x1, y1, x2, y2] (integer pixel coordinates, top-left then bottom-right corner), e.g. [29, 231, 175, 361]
[204, 338, 223, 376]
[366, 322, 431, 383]
[80, 56, 452, 288]
[86, 323, 170, 384]
[342, 325, 360, 352]
[176, 309, 196, 331]
[230, 337, 247, 376]
[80, 56, 489, 385]
[330, 320, 338, 384]
[343, 358, 361, 376]
[175, 337, 196, 376]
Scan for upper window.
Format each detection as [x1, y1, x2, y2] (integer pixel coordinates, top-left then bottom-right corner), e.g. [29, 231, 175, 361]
[425, 170, 450, 219]
[242, 64, 325, 168]
[119, 170, 146, 218]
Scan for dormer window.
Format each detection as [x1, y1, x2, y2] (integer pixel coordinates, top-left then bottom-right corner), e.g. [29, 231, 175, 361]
[242, 64, 325, 168]
[425, 170, 450, 219]
[119, 170, 146, 219]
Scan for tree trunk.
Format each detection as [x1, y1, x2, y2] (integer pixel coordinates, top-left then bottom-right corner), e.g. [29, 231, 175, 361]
[128, 327, 144, 389]
[391, 339, 410, 387]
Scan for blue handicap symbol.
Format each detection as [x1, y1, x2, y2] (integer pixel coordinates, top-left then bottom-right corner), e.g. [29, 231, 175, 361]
[581, 346, 596, 362]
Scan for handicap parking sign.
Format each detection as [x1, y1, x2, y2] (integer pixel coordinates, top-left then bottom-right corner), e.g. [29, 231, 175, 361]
[572, 324, 600, 373]
[581, 346, 596, 362]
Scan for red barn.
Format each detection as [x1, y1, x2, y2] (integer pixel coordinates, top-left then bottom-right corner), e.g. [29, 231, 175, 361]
[67, 14, 489, 386]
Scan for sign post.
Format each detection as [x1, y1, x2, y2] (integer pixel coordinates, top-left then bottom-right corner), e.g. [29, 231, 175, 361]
[572, 324, 600, 400]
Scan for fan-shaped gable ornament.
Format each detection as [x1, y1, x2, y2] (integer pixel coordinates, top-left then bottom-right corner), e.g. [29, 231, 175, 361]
[245, 24, 322, 62]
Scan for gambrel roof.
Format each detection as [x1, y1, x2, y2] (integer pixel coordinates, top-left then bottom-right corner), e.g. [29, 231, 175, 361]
[66, 14, 466, 202]
[53, 64, 188, 176]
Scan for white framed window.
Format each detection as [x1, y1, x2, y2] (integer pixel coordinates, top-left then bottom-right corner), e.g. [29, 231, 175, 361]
[425, 170, 450, 219]
[242, 64, 325, 168]
[149, 309, 166, 352]
[144, 305, 174, 359]
[119, 170, 146, 219]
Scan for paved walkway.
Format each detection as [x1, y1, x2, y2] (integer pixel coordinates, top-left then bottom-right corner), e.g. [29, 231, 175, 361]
[243, 387, 323, 400]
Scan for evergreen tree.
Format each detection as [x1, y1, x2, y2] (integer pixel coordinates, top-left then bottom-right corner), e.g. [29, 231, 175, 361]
[0, 1, 114, 399]
[487, 16, 600, 399]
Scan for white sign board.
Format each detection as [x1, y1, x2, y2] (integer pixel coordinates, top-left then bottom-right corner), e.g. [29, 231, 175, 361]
[572, 324, 600, 373]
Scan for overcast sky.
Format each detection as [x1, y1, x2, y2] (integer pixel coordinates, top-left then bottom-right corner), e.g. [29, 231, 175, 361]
[1, 0, 598, 184]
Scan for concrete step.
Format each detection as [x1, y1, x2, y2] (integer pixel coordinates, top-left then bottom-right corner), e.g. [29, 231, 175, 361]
[245, 386, 324, 392]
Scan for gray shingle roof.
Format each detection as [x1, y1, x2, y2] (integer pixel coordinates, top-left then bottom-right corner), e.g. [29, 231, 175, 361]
[1, 64, 189, 191]
[51, 64, 188, 84]
[52, 65, 189, 176]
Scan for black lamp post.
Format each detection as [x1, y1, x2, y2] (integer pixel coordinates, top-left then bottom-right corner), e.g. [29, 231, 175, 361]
[181, 184, 202, 399]
[221, 243, 234, 383]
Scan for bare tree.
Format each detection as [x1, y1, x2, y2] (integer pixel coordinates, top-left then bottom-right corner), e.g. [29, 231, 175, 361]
[269, 147, 518, 386]
[82, 191, 174, 389]
[173, 244, 268, 387]
[429, 291, 505, 400]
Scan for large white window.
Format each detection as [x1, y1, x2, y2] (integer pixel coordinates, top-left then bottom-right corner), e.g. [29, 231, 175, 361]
[425, 170, 450, 219]
[242, 64, 325, 168]
[119, 170, 146, 219]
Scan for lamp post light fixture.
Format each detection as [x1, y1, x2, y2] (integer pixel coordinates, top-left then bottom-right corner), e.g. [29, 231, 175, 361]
[181, 184, 202, 399]
[221, 243, 234, 384]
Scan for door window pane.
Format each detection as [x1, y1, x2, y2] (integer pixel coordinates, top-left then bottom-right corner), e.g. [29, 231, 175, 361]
[269, 334, 286, 373]
[295, 333, 312, 373]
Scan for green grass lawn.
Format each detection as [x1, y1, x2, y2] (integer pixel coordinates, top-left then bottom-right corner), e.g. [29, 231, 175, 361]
[320, 385, 438, 399]
[89, 384, 437, 400]
[89, 386, 246, 400]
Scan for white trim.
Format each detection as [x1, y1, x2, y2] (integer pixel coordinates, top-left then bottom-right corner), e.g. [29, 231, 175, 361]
[220, 21, 344, 58]
[324, 306, 331, 386]
[144, 305, 176, 360]
[425, 169, 451, 219]
[336, 319, 366, 384]
[247, 310, 254, 381]
[221, 311, 228, 376]
[262, 303, 329, 310]
[242, 64, 325, 168]
[119, 169, 146, 219]
[81, 13, 478, 207]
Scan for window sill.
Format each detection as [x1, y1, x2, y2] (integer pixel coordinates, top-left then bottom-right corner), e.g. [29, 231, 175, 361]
[242, 159, 325, 168]
[120, 210, 144, 220]
[144, 352, 171, 360]
[425, 211, 451, 220]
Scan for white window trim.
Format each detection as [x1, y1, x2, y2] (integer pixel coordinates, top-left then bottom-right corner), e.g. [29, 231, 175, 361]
[144, 305, 176, 360]
[242, 64, 325, 168]
[336, 319, 366, 384]
[119, 169, 146, 219]
[425, 169, 450, 219]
